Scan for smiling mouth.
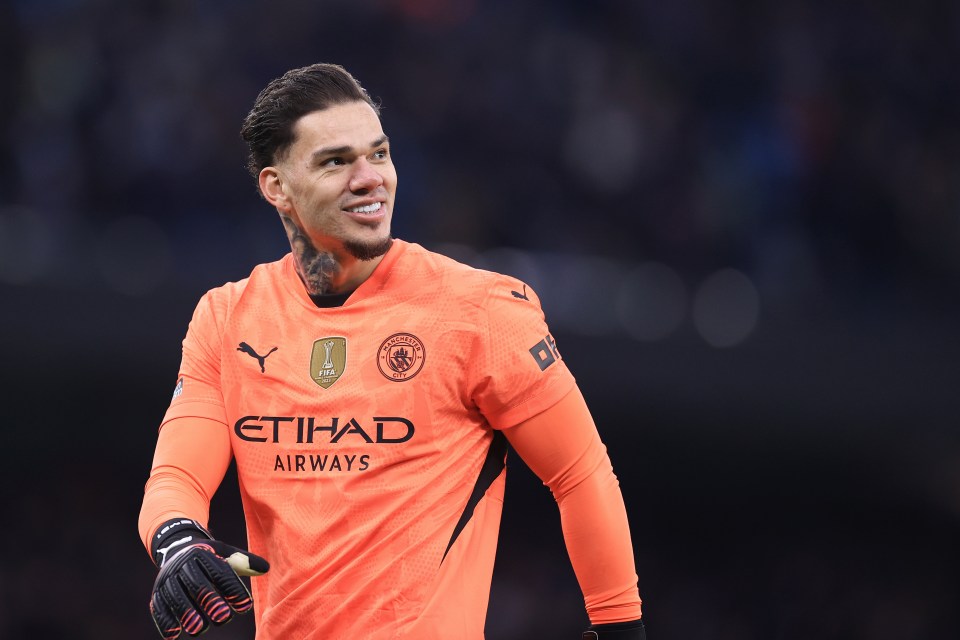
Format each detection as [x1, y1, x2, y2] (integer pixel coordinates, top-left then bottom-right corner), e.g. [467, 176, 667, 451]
[346, 202, 383, 214]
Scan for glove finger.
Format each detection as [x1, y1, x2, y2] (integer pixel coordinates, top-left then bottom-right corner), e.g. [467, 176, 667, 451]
[179, 558, 235, 625]
[224, 549, 270, 576]
[195, 548, 255, 613]
[208, 540, 270, 576]
[159, 567, 208, 636]
[150, 589, 182, 640]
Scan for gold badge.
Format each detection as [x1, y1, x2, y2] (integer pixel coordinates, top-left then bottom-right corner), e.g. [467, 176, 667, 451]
[310, 337, 347, 389]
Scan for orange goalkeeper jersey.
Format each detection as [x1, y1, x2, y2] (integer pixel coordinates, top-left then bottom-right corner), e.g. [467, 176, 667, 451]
[157, 239, 576, 639]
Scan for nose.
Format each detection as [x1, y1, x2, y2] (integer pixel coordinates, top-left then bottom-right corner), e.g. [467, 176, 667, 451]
[349, 158, 384, 193]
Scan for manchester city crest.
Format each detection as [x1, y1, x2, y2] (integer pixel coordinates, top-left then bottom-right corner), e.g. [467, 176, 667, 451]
[377, 333, 425, 382]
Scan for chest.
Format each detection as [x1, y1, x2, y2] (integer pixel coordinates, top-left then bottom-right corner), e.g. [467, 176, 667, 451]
[217, 299, 481, 442]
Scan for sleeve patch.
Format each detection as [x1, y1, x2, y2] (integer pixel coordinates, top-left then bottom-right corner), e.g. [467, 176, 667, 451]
[528, 333, 561, 371]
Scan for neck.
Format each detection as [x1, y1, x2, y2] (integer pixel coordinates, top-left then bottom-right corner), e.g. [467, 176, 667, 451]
[281, 215, 385, 295]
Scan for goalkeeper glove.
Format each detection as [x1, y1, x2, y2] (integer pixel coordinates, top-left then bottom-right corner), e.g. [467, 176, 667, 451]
[583, 619, 646, 639]
[148, 518, 269, 640]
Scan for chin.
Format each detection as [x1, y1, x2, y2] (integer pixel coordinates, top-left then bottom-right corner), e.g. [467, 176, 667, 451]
[344, 235, 393, 261]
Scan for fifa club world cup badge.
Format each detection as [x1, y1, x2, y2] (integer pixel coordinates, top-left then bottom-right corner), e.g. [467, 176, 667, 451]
[311, 337, 347, 389]
[377, 333, 425, 382]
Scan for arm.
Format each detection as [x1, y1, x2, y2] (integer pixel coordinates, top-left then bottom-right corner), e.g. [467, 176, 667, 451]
[138, 416, 232, 550]
[139, 416, 268, 639]
[502, 386, 644, 632]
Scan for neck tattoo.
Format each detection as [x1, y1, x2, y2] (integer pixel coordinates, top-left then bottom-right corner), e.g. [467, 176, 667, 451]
[281, 215, 340, 295]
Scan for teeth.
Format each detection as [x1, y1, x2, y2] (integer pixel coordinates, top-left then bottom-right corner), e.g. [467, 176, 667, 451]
[347, 202, 382, 214]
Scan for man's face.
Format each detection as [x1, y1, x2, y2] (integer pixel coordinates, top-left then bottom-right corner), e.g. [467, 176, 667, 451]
[272, 101, 397, 260]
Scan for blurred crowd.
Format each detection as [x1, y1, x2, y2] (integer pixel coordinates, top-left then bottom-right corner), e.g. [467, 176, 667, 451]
[2, 1, 960, 639]
[3, 0, 959, 303]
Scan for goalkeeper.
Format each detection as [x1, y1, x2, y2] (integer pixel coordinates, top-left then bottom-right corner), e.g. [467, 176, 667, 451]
[139, 62, 645, 639]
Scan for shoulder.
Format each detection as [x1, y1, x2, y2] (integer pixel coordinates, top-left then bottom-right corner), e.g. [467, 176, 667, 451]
[396, 241, 525, 306]
[195, 255, 288, 318]
[397, 241, 476, 277]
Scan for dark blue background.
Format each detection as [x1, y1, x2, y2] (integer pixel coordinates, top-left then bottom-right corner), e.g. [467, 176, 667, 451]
[2, 1, 959, 638]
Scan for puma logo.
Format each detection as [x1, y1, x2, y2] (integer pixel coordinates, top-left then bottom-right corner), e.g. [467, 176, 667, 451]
[510, 285, 529, 300]
[157, 536, 194, 567]
[238, 342, 278, 373]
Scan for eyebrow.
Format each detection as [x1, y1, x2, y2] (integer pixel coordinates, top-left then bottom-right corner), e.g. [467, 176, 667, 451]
[310, 135, 390, 164]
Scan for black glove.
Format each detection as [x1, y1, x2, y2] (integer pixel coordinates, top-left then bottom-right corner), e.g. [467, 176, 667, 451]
[148, 518, 269, 639]
[583, 619, 646, 639]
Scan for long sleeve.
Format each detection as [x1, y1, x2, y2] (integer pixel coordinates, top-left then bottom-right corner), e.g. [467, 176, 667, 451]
[138, 416, 233, 553]
[502, 386, 643, 624]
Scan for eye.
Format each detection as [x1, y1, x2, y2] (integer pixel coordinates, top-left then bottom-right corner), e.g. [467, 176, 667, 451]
[372, 148, 389, 160]
[322, 157, 345, 167]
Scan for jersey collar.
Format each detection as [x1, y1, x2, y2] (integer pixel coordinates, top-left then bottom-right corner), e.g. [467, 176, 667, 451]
[281, 239, 408, 311]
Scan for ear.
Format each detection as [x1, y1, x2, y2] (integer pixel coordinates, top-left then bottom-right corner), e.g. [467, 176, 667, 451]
[259, 167, 291, 211]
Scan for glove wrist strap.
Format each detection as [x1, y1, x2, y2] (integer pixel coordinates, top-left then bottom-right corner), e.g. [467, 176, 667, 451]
[583, 619, 646, 639]
[150, 517, 212, 567]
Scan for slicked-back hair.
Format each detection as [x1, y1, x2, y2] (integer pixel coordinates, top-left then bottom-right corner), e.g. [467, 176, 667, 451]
[240, 63, 379, 185]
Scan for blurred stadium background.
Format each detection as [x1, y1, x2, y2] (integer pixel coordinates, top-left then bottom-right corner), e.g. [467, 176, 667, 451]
[2, 0, 960, 638]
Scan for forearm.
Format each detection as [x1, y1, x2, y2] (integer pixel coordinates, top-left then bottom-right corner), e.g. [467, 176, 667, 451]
[554, 456, 642, 623]
[138, 416, 232, 552]
[138, 468, 213, 552]
[503, 387, 643, 624]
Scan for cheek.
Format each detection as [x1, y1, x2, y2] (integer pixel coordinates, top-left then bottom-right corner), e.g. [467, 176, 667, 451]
[301, 184, 340, 209]
[384, 166, 399, 192]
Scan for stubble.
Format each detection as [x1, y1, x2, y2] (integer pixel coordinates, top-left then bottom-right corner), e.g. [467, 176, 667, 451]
[280, 215, 392, 294]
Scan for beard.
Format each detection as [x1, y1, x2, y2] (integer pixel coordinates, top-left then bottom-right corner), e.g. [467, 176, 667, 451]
[343, 235, 394, 261]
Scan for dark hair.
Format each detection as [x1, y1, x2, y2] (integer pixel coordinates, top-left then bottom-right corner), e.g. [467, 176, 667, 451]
[240, 63, 379, 182]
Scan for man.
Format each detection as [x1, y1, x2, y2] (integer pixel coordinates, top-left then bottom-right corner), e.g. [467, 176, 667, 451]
[139, 63, 645, 640]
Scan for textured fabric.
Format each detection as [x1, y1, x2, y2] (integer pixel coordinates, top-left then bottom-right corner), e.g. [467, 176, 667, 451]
[140, 239, 579, 639]
[503, 387, 643, 624]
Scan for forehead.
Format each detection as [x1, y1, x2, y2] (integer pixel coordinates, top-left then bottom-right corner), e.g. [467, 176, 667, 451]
[289, 101, 384, 154]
